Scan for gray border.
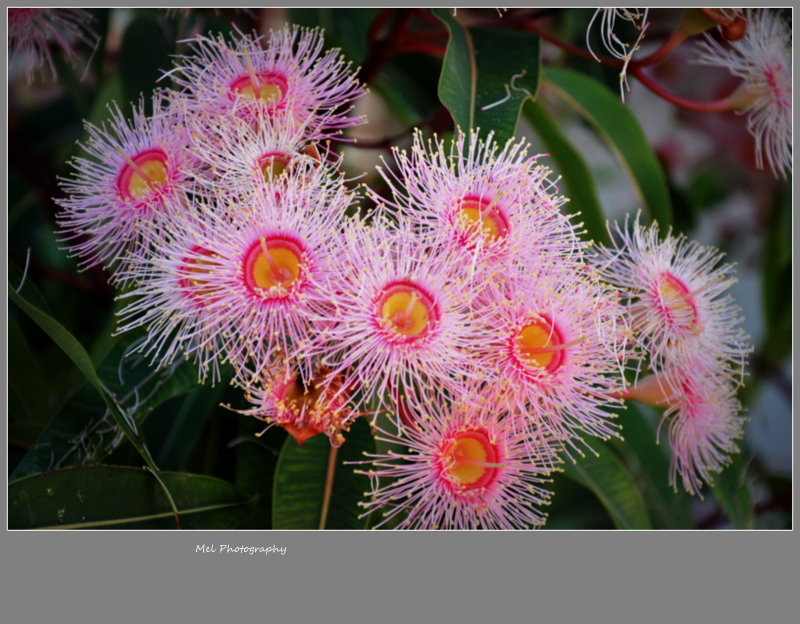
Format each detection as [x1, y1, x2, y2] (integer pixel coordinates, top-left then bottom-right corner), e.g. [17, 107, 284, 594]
[5, 5, 796, 623]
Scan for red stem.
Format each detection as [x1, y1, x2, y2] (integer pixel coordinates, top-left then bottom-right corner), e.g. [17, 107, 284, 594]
[394, 41, 446, 57]
[630, 67, 734, 112]
[631, 28, 687, 68]
[524, 18, 623, 67]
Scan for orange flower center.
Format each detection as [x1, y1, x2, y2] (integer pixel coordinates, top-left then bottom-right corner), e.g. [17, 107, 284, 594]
[515, 317, 565, 372]
[230, 72, 287, 106]
[376, 282, 438, 341]
[656, 272, 698, 330]
[441, 430, 503, 491]
[244, 236, 304, 296]
[457, 196, 509, 245]
[258, 152, 291, 182]
[179, 246, 218, 301]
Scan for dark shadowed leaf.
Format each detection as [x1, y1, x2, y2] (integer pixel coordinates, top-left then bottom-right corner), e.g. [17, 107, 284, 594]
[708, 449, 755, 529]
[562, 438, 652, 529]
[613, 404, 694, 529]
[273, 417, 375, 530]
[119, 14, 173, 113]
[9, 465, 255, 530]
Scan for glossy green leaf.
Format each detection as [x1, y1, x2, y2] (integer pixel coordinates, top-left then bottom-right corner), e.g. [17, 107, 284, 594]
[11, 327, 202, 481]
[273, 417, 375, 530]
[289, 7, 380, 66]
[433, 9, 541, 145]
[470, 27, 540, 144]
[9, 465, 255, 530]
[543, 67, 673, 229]
[708, 449, 755, 529]
[562, 439, 652, 530]
[433, 8, 476, 133]
[524, 98, 608, 245]
[613, 404, 694, 529]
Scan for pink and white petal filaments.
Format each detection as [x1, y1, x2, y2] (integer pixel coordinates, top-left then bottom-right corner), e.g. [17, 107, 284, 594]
[667, 373, 746, 497]
[113, 206, 231, 384]
[593, 215, 751, 388]
[167, 26, 366, 141]
[309, 218, 486, 422]
[56, 92, 201, 283]
[697, 9, 792, 178]
[192, 169, 357, 386]
[371, 129, 581, 280]
[186, 108, 329, 198]
[473, 262, 628, 450]
[8, 8, 98, 83]
[354, 392, 560, 530]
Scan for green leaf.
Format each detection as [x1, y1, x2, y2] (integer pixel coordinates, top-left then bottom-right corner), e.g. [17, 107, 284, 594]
[273, 417, 375, 530]
[524, 98, 608, 245]
[289, 7, 380, 66]
[470, 27, 540, 144]
[9, 259, 53, 316]
[613, 405, 694, 529]
[708, 449, 754, 529]
[9, 274, 160, 474]
[433, 10, 541, 145]
[433, 8, 476, 133]
[234, 417, 282, 530]
[562, 439, 652, 529]
[542, 67, 673, 229]
[11, 328, 202, 480]
[9, 465, 255, 530]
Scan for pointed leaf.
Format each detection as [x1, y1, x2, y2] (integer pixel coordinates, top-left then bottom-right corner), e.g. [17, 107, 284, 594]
[542, 67, 673, 229]
[8, 315, 52, 427]
[562, 439, 652, 529]
[614, 404, 694, 529]
[9, 465, 255, 530]
[11, 328, 202, 480]
[119, 15, 172, 112]
[9, 274, 159, 473]
[273, 417, 375, 530]
[432, 8, 476, 133]
[470, 27, 540, 144]
[433, 10, 541, 145]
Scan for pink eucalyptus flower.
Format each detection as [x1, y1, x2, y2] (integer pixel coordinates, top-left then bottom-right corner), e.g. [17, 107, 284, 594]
[56, 92, 201, 283]
[371, 129, 581, 279]
[355, 391, 560, 530]
[167, 26, 365, 141]
[8, 8, 98, 83]
[697, 9, 792, 178]
[593, 214, 751, 391]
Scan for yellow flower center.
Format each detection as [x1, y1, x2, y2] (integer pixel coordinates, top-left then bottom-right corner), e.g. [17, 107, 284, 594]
[117, 149, 169, 202]
[376, 282, 438, 340]
[441, 430, 503, 490]
[244, 236, 304, 296]
[457, 196, 509, 245]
